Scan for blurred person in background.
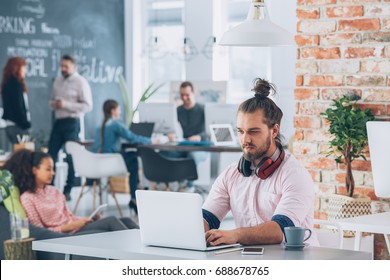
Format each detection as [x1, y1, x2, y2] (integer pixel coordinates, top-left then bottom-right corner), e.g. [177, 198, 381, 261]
[1, 56, 31, 144]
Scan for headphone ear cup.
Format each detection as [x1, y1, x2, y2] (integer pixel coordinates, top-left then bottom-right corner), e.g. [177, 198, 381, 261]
[255, 157, 273, 179]
[238, 156, 252, 177]
[255, 147, 286, 179]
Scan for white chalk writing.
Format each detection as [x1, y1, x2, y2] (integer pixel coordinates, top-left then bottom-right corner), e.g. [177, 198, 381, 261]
[17, 0, 45, 19]
[7, 46, 48, 58]
[41, 22, 59, 34]
[0, 16, 36, 34]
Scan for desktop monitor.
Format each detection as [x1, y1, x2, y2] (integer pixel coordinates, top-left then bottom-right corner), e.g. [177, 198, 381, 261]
[138, 102, 177, 134]
[367, 121, 390, 198]
[204, 103, 239, 135]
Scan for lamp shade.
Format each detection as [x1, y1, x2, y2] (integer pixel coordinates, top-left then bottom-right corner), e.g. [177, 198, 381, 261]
[219, 0, 294, 47]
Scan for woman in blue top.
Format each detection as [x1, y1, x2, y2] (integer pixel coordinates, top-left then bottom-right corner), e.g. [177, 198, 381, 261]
[93, 99, 157, 213]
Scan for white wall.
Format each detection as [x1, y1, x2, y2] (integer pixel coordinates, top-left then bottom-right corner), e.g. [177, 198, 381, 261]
[268, 0, 297, 144]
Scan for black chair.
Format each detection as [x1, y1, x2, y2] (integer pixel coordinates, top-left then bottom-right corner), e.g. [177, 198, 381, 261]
[137, 147, 198, 191]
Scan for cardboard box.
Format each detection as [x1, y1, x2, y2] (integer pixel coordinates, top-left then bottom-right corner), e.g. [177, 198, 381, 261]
[109, 173, 130, 193]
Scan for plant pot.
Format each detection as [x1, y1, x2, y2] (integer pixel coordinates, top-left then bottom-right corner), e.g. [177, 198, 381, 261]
[327, 193, 372, 237]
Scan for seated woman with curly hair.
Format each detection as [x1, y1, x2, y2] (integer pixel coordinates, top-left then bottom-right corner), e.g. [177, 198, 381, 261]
[2, 149, 138, 233]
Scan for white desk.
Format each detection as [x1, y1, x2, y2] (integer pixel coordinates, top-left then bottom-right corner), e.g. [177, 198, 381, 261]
[336, 212, 390, 254]
[32, 229, 371, 260]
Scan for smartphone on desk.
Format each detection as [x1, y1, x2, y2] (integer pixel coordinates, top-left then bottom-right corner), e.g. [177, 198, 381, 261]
[88, 204, 108, 219]
[241, 247, 264, 255]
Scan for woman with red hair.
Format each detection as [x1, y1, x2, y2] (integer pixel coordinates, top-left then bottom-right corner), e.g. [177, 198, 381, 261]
[1, 56, 31, 144]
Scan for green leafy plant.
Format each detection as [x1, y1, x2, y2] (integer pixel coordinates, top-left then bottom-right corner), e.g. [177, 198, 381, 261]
[321, 96, 376, 197]
[117, 74, 165, 127]
[0, 170, 12, 203]
[0, 170, 26, 217]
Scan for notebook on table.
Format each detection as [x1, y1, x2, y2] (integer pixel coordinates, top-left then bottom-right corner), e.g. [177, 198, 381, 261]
[136, 190, 240, 251]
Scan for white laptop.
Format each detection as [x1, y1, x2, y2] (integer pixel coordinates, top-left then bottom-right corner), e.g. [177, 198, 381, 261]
[209, 124, 237, 146]
[136, 190, 240, 251]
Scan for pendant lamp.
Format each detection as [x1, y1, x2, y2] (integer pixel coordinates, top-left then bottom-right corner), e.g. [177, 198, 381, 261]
[219, 0, 294, 47]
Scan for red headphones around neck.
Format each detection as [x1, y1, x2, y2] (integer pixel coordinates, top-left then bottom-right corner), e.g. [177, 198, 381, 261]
[237, 144, 285, 179]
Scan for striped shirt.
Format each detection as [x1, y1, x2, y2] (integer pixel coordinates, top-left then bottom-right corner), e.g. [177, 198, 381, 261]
[20, 185, 81, 232]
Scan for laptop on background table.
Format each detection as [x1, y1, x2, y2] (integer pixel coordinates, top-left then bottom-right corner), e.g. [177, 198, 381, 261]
[130, 122, 155, 137]
[136, 190, 240, 251]
[209, 124, 237, 147]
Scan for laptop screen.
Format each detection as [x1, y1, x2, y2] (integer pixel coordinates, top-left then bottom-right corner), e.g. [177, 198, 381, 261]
[130, 122, 155, 137]
[209, 124, 236, 146]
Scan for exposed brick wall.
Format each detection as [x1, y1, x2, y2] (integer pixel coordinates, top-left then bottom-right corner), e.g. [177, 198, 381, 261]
[295, 0, 390, 259]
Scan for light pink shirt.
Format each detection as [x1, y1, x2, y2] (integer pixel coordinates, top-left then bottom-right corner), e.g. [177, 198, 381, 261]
[50, 72, 93, 119]
[203, 152, 319, 246]
[20, 185, 81, 232]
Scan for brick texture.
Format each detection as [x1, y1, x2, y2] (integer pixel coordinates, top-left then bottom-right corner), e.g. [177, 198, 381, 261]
[326, 6, 364, 18]
[339, 19, 380, 31]
[296, 0, 390, 260]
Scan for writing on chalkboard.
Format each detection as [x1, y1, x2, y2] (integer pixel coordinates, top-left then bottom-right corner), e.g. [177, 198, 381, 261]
[0, 16, 36, 34]
[41, 22, 59, 34]
[1, 0, 125, 139]
[17, 0, 46, 19]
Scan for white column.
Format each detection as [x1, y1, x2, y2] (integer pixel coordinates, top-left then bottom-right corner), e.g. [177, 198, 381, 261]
[184, 0, 214, 80]
[125, 0, 143, 111]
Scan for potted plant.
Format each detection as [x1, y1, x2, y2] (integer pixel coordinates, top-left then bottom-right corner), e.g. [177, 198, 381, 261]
[117, 73, 165, 127]
[321, 95, 376, 222]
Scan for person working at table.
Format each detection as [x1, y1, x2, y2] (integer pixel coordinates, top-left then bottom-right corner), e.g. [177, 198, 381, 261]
[202, 78, 318, 246]
[175, 81, 207, 143]
[165, 81, 208, 189]
[93, 99, 159, 214]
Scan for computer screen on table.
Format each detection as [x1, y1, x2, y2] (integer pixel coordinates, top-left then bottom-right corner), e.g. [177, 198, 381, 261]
[129, 122, 155, 137]
[209, 124, 237, 146]
[136, 190, 240, 251]
[138, 103, 177, 134]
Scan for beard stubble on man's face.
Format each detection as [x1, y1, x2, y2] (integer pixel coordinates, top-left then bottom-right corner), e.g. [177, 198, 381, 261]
[242, 131, 272, 163]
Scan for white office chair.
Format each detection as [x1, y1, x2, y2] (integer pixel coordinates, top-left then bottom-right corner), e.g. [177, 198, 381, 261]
[65, 141, 129, 216]
[314, 219, 374, 256]
[314, 219, 344, 249]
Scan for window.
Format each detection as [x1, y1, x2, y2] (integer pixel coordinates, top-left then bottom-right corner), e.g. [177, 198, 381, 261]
[143, 0, 185, 102]
[218, 0, 271, 104]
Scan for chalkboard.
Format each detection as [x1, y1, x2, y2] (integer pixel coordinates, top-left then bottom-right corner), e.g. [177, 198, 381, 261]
[0, 0, 125, 146]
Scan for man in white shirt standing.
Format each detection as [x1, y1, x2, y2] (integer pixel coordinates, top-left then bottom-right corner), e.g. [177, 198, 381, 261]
[48, 54, 93, 201]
